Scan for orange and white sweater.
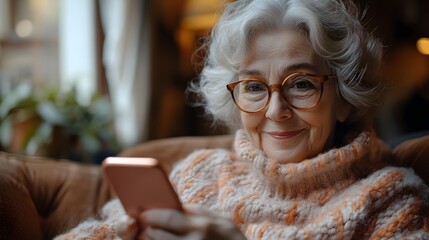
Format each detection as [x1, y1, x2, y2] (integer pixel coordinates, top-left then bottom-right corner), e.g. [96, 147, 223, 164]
[169, 130, 429, 239]
[56, 130, 429, 239]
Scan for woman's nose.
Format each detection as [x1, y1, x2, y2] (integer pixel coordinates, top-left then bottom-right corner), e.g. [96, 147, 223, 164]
[265, 91, 293, 121]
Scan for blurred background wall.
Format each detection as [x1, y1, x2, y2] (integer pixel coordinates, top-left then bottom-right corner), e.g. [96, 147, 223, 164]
[357, 0, 429, 143]
[0, 0, 428, 162]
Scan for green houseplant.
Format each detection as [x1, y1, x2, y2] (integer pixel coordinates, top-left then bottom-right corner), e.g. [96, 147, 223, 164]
[0, 82, 118, 162]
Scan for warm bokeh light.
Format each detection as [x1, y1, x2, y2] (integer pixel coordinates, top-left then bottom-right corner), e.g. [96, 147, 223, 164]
[417, 38, 429, 55]
[180, 13, 220, 31]
[15, 19, 33, 38]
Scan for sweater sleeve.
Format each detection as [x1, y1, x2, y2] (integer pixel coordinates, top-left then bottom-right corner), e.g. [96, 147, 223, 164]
[54, 198, 137, 240]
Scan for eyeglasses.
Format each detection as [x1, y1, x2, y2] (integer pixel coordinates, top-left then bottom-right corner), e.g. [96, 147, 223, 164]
[226, 72, 334, 113]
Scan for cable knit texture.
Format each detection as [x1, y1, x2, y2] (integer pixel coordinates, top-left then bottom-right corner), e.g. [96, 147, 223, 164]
[55, 130, 429, 239]
[170, 130, 429, 239]
[54, 199, 136, 240]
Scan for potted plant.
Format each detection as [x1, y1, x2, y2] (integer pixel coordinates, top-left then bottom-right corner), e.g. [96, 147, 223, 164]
[0, 82, 119, 162]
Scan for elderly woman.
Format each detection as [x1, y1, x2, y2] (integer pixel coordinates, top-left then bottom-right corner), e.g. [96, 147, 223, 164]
[56, 0, 429, 239]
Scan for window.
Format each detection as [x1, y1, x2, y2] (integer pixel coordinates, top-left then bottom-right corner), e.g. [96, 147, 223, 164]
[0, 0, 97, 104]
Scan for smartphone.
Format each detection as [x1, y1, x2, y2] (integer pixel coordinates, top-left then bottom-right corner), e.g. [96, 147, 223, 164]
[102, 157, 183, 215]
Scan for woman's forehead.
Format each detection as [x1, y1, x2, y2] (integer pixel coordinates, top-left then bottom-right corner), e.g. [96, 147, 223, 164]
[239, 29, 328, 77]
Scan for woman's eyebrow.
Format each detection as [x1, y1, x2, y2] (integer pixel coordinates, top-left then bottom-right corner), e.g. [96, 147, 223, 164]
[238, 69, 261, 77]
[281, 63, 318, 75]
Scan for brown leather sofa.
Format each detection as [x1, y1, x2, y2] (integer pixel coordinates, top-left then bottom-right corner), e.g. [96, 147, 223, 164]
[1, 134, 428, 240]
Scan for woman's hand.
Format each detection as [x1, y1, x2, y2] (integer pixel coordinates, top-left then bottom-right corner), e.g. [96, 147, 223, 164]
[137, 204, 246, 240]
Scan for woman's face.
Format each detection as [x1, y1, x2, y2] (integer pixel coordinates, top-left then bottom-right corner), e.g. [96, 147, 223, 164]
[239, 29, 347, 163]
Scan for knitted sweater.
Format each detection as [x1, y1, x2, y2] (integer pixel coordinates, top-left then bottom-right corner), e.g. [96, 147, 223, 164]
[55, 130, 429, 239]
[169, 130, 429, 239]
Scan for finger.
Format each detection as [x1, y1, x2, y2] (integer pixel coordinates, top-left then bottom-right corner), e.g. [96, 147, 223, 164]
[141, 209, 191, 233]
[182, 207, 246, 239]
[141, 227, 183, 240]
[183, 204, 228, 227]
[141, 208, 228, 234]
[183, 204, 218, 216]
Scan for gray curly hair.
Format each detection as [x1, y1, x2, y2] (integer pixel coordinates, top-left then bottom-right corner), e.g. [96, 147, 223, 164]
[188, 0, 384, 130]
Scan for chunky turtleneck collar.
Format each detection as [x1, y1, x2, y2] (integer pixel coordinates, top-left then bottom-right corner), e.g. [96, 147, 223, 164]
[233, 129, 389, 198]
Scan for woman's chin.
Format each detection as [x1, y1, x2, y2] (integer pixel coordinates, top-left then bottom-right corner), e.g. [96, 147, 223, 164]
[262, 135, 309, 163]
[265, 149, 307, 164]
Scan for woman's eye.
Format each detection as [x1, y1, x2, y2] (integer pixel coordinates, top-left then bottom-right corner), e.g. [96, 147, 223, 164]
[285, 77, 321, 99]
[243, 82, 266, 93]
[291, 78, 317, 90]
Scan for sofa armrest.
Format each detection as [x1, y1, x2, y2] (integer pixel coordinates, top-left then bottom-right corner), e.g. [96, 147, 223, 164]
[0, 152, 114, 240]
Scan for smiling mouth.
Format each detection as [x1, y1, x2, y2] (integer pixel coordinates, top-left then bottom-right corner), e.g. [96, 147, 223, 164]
[266, 129, 304, 139]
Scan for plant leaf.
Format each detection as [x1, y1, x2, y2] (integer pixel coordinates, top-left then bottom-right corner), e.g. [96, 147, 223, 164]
[0, 117, 12, 147]
[25, 122, 53, 155]
[37, 101, 66, 125]
[0, 83, 33, 118]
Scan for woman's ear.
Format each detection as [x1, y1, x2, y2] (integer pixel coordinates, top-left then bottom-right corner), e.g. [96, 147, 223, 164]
[337, 98, 352, 123]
